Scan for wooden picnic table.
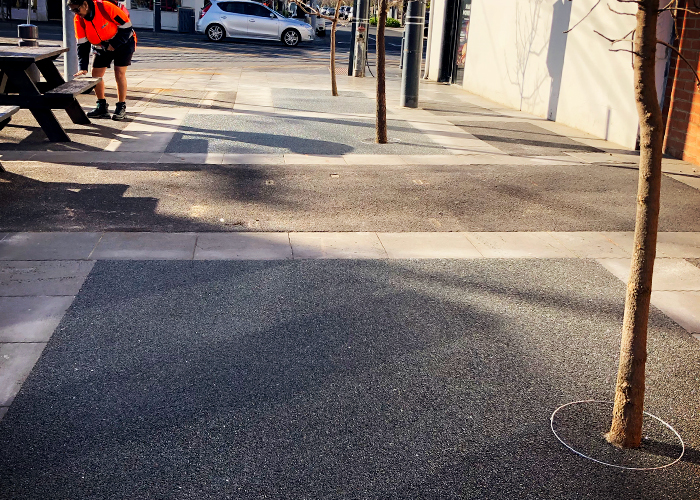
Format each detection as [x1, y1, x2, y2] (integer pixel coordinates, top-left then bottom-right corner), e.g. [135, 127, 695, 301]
[0, 45, 100, 142]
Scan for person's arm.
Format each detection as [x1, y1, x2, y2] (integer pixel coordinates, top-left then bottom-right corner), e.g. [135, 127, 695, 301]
[74, 16, 91, 73]
[104, 2, 134, 50]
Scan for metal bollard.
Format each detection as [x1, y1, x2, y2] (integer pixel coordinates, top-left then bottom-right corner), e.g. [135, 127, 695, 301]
[18, 23, 41, 83]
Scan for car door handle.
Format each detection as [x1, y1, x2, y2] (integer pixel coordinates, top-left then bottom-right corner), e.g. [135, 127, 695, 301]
[249, 19, 255, 22]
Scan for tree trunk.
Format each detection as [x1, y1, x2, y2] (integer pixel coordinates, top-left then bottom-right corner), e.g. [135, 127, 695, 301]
[605, 0, 664, 449]
[376, 0, 388, 143]
[330, 0, 341, 96]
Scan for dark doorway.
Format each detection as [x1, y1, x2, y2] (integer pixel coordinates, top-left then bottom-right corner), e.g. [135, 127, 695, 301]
[47, 0, 63, 20]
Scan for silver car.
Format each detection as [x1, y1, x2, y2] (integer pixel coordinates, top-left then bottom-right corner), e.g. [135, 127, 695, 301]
[197, 0, 315, 46]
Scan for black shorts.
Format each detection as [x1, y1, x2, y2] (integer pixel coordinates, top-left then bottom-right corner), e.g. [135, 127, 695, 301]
[93, 36, 135, 69]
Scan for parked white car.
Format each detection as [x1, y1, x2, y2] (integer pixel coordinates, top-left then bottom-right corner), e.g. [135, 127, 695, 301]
[338, 6, 352, 20]
[197, 0, 315, 46]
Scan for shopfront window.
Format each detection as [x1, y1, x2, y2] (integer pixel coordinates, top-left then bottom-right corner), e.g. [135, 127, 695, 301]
[130, 0, 180, 11]
[453, 0, 471, 85]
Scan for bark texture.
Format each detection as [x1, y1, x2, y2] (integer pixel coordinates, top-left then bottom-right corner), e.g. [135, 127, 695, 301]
[330, 0, 341, 96]
[376, 0, 388, 143]
[606, 0, 664, 449]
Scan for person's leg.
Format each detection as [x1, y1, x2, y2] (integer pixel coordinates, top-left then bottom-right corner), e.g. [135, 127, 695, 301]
[87, 66, 110, 118]
[114, 66, 127, 102]
[92, 67, 108, 100]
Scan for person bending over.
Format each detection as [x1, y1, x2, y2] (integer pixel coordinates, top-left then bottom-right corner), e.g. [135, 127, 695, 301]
[68, 0, 136, 121]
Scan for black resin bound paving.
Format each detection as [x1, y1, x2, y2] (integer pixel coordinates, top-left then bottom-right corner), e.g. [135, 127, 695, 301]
[0, 260, 698, 499]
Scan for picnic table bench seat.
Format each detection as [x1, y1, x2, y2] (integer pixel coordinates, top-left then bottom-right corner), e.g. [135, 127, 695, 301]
[0, 104, 19, 131]
[44, 77, 101, 99]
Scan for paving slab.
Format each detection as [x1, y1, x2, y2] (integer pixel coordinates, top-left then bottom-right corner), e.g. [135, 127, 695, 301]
[0, 261, 95, 296]
[90, 232, 197, 260]
[0, 342, 46, 406]
[604, 232, 700, 258]
[463, 232, 577, 258]
[158, 153, 224, 165]
[0, 232, 101, 260]
[597, 258, 700, 290]
[650, 291, 700, 333]
[290, 232, 387, 259]
[378, 232, 482, 258]
[548, 232, 631, 258]
[0, 296, 75, 342]
[194, 233, 292, 260]
[0, 260, 697, 498]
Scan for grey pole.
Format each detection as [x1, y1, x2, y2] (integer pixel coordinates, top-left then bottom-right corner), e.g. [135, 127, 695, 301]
[347, 0, 358, 76]
[352, 0, 369, 77]
[62, 2, 78, 81]
[399, 0, 425, 107]
[154, 0, 162, 32]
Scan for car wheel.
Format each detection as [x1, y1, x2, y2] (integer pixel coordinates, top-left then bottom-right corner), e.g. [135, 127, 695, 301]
[282, 28, 300, 47]
[206, 23, 225, 42]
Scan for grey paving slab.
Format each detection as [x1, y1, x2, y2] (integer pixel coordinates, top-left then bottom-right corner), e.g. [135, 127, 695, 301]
[605, 232, 700, 258]
[0, 261, 95, 296]
[453, 121, 602, 156]
[597, 258, 700, 291]
[0, 296, 75, 342]
[0, 342, 46, 406]
[90, 233, 197, 260]
[651, 291, 700, 333]
[378, 232, 482, 258]
[0, 407, 6, 422]
[463, 232, 576, 258]
[548, 232, 631, 258]
[0, 260, 697, 498]
[272, 89, 376, 114]
[0, 233, 102, 260]
[194, 233, 292, 260]
[290, 232, 387, 258]
[165, 113, 446, 155]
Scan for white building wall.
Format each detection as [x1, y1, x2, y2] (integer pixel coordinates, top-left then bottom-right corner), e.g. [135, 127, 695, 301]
[459, 0, 670, 149]
[426, 0, 447, 79]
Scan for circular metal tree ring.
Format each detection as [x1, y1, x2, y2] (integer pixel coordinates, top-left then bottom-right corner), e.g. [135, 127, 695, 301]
[550, 400, 685, 471]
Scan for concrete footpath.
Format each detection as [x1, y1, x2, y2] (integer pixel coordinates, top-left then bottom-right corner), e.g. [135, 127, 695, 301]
[0, 27, 699, 498]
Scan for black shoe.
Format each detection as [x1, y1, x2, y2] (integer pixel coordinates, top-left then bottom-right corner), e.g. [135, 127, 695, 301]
[87, 99, 110, 119]
[112, 102, 127, 121]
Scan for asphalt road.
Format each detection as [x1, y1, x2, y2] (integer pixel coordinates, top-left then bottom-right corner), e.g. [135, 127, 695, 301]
[0, 20, 404, 69]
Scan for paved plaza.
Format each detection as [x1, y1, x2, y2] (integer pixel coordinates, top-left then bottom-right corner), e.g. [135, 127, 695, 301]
[0, 24, 699, 498]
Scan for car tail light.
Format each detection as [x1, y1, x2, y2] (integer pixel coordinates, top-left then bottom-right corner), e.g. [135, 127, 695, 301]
[199, 4, 211, 18]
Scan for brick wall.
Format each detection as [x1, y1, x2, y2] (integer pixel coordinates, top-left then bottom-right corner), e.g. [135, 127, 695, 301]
[662, 2, 700, 165]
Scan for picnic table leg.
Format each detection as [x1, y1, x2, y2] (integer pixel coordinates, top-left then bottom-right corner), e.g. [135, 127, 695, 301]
[29, 108, 70, 141]
[3, 66, 71, 142]
[35, 59, 92, 126]
[64, 99, 91, 125]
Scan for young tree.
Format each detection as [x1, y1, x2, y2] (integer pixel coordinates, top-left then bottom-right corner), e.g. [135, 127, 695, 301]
[577, 0, 697, 448]
[291, 0, 343, 96]
[376, 0, 388, 142]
